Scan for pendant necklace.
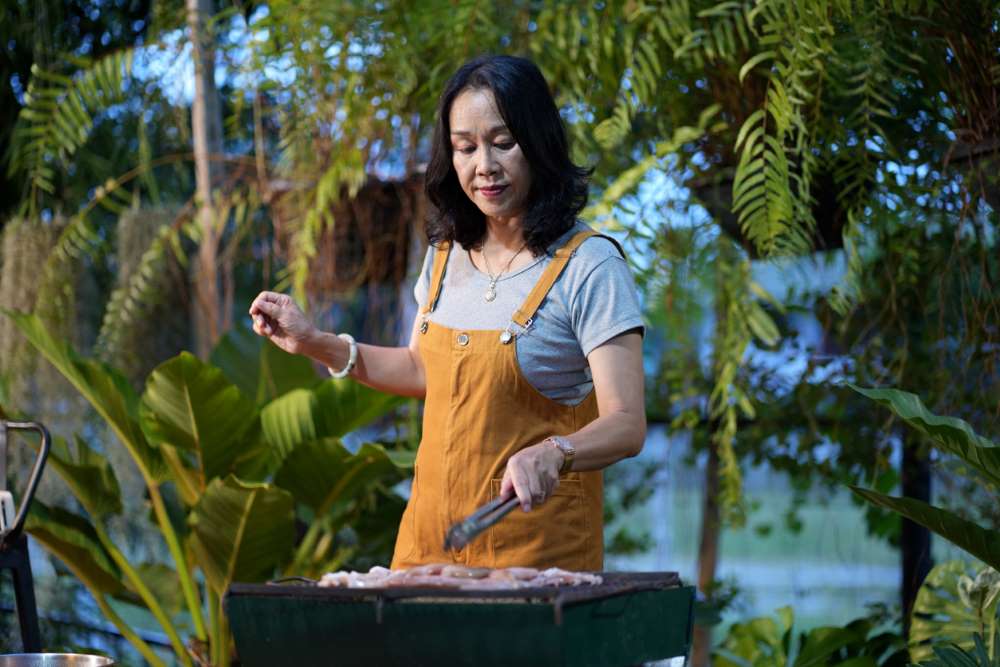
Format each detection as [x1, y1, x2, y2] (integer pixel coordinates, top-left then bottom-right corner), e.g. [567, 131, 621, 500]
[480, 242, 528, 303]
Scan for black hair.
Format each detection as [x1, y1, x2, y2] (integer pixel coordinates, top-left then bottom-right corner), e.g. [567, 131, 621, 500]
[424, 54, 591, 256]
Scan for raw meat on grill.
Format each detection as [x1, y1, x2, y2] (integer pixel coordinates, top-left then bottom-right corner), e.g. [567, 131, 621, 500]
[317, 565, 603, 590]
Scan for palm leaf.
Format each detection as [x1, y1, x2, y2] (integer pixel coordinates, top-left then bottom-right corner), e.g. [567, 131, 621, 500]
[849, 487, 1000, 571]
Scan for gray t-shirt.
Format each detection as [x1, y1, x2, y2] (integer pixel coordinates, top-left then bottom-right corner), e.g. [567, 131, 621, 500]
[414, 223, 644, 405]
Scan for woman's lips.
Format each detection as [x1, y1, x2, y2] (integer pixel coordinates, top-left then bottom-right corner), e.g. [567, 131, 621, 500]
[478, 185, 507, 199]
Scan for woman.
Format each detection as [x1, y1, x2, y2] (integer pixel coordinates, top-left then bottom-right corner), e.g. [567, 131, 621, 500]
[250, 55, 645, 572]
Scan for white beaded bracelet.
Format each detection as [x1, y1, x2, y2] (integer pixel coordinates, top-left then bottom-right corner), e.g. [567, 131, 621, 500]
[328, 333, 357, 378]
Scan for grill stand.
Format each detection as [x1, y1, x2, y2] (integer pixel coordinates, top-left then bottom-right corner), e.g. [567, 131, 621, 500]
[0, 533, 41, 651]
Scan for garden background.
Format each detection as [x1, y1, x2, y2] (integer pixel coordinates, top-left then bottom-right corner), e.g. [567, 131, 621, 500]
[0, 0, 998, 665]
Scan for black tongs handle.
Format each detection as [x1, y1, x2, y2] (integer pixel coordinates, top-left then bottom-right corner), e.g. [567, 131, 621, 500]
[443, 496, 520, 551]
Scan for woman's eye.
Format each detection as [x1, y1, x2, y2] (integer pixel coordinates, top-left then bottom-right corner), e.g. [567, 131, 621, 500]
[455, 146, 475, 154]
[495, 142, 515, 150]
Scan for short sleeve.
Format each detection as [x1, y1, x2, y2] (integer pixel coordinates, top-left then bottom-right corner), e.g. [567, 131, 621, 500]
[569, 253, 645, 357]
[413, 246, 435, 308]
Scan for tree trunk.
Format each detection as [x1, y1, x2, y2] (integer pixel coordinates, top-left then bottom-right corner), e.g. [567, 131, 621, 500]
[901, 434, 933, 636]
[692, 440, 721, 667]
[186, 0, 224, 359]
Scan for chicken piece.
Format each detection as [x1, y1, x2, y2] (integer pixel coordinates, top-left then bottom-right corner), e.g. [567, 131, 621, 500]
[402, 563, 450, 577]
[440, 565, 492, 579]
[529, 568, 603, 586]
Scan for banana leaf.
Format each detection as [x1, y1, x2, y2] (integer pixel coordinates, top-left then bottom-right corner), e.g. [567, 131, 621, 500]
[3, 310, 166, 481]
[850, 487, 1000, 571]
[313, 378, 405, 439]
[260, 378, 407, 464]
[210, 327, 319, 405]
[849, 386, 1000, 486]
[134, 562, 184, 619]
[140, 352, 258, 481]
[910, 560, 998, 662]
[188, 475, 295, 596]
[45, 436, 122, 518]
[260, 388, 318, 461]
[274, 439, 402, 515]
[26, 502, 132, 601]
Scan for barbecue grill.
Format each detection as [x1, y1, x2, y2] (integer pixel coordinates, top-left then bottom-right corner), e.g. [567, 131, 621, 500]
[226, 571, 694, 666]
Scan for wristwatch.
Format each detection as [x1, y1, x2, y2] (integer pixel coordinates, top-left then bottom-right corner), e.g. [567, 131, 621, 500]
[546, 435, 576, 474]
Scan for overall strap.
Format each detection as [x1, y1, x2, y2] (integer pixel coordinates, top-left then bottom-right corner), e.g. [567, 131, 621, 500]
[511, 230, 621, 327]
[422, 242, 452, 315]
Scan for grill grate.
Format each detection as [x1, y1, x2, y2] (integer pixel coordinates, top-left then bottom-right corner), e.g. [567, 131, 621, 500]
[237, 572, 682, 625]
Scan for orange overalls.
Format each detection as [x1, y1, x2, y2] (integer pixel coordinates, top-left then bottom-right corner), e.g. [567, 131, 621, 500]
[391, 229, 605, 571]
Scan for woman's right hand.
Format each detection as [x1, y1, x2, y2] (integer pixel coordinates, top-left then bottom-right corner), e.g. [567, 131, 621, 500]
[249, 291, 318, 356]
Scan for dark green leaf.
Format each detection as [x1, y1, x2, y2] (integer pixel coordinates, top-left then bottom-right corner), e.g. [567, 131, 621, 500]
[210, 327, 319, 405]
[313, 378, 404, 439]
[3, 310, 166, 481]
[260, 388, 318, 461]
[849, 386, 1000, 486]
[188, 475, 295, 595]
[140, 352, 259, 481]
[26, 502, 131, 600]
[274, 440, 400, 515]
[45, 436, 123, 518]
[850, 487, 1000, 570]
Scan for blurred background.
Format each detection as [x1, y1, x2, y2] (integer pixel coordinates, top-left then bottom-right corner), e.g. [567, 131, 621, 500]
[0, 1, 998, 665]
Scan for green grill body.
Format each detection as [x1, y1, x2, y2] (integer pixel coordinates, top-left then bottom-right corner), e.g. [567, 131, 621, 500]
[225, 572, 694, 667]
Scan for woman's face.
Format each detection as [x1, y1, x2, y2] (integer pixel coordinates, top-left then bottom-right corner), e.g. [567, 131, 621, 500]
[449, 88, 532, 223]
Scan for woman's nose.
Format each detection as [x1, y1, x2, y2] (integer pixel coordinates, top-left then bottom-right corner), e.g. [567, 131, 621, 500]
[476, 147, 498, 175]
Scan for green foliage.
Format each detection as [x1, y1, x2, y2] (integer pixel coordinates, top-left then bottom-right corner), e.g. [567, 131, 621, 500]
[850, 386, 1000, 571]
[6, 311, 408, 666]
[851, 388, 1000, 659]
[210, 327, 319, 405]
[10, 51, 134, 216]
[96, 206, 190, 380]
[714, 603, 907, 666]
[911, 632, 1000, 667]
[709, 238, 783, 525]
[188, 475, 295, 597]
[140, 351, 259, 482]
[910, 561, 1000, 662]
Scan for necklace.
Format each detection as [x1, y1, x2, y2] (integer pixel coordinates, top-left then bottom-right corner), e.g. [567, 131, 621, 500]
[480, 242, 528, 303]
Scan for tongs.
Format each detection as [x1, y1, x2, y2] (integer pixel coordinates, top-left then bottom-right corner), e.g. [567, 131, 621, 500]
[443, 496, 520, 550]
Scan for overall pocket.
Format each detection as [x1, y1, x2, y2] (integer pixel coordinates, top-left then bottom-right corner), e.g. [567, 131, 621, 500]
[488, 477, 592, 571]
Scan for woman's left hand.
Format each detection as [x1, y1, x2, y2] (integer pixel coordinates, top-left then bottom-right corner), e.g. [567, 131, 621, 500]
[499, 442, 564, 512]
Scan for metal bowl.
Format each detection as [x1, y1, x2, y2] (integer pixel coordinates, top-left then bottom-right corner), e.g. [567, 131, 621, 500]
[0, 655, 113, 667]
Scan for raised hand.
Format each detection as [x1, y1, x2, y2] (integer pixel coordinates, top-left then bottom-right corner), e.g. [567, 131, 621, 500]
[248, 291, 318, 356]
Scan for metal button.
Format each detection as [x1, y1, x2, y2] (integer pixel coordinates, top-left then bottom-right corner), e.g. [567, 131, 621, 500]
[456, 333, 470, 346]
